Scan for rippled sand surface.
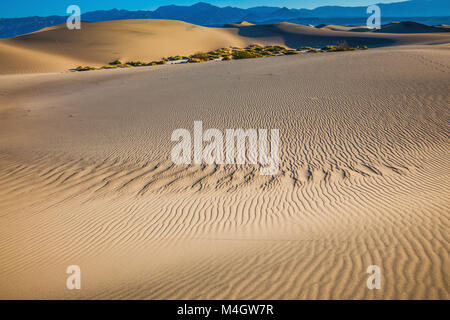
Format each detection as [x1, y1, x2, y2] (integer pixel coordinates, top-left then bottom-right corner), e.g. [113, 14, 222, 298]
[0, 44, 449, 299]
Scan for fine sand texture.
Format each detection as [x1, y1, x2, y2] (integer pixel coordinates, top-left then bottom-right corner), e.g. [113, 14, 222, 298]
[0, 21, 449, 299]
[1, 19, 450, 74]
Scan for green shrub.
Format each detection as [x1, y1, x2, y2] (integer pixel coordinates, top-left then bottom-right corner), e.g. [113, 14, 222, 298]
[322, 45, 337, 51]
[190, 52, 210, 61]
[246, 45, 263, 52]
[285, 50, 299, 55]
[126, 61, 146, 67]
[74, 66, 97, 71]
[100, 65, 118, 69]
[207, 54, 220, 60]
[217, 48, 232, 56]
[322, 44, 357, 52]
[264, 45, 287, 53]
[232, 50, 262, 59]
[77, 43, 367, 73]
[262, 51, 275, 56]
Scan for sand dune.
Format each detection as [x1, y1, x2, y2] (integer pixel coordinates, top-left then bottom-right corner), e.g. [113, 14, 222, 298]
[224, 21, 255, 27]
[0, 19, 247, 74]
[317, 21, 450, 33]
[0, 42, 449, 299]
[316, 24, 371, 32]
[1, 19, 449, 75]
[374, 21, 450, 33]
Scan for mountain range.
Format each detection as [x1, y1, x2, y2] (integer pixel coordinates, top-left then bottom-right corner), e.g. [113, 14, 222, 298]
[0, 0, 449, 38]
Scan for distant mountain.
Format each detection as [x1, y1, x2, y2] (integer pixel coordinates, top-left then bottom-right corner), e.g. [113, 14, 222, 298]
[0, 0, 449, 38]
[301, 0, 449, 18]
[152, 2, 247, 25]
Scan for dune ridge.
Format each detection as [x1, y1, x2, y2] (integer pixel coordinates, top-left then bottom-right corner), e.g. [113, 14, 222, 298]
[1, 19, 449, 74]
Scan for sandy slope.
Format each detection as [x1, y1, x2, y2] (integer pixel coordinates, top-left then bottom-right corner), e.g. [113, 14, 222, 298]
[0, 43, 449, 299]
[317, 21, 450, 33]
[1, 19, 449, 75]
[0, 19, 247, 74]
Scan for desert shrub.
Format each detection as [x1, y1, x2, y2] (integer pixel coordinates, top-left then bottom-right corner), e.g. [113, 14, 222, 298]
[126, 61, 146, 67]
[110, 60, 122, 65]
[207, 53, 220, 60]
[190, 52, 210, 61]
[264, 45, 287, 53]
[322, 42, 358, 52]
[100, 65, 118, 69]
[188, 58, 202, 63]
[297, 46, 321, 53]
[222, 55, 232, 61]
[322, 45, 344, 52]
[217, 48, 232, 55]
[74, 66, 97, 71]
[232, 50, 262, 59]
[262, 51, 275, 56]
[246, 44, 263, 52]
[361, 45, 368, 50]
[285, 50, 299, 55]
[322, 45, 338, 51]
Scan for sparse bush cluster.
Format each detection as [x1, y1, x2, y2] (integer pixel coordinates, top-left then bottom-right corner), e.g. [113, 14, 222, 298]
[71, 43, 368, 72]
[74, 66, 97, 71]
[189, 52, 210, 62]
[297, 46, 320, 53]
[322, 45, 357, 52]
[232, 50, 262, 59]
[126, 61, 146, 67]
[321, 41, 366, 52]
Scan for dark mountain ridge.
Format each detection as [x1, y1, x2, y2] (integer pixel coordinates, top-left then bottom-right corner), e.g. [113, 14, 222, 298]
[0, 0, 449, 38]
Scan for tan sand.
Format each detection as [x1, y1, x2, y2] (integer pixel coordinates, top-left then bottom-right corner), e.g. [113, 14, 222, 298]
[0, 20, 449, 300]
[1, 19, 449, 75]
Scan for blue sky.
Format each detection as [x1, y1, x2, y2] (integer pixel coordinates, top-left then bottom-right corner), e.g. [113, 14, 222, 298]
[0, 1, 405, 18]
